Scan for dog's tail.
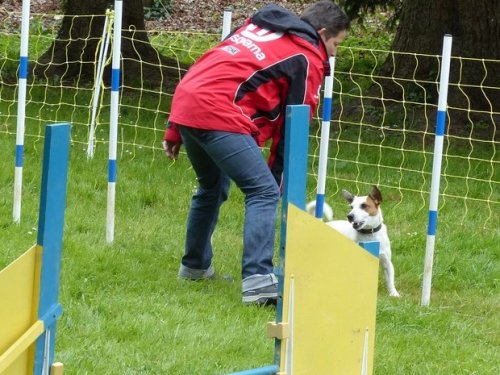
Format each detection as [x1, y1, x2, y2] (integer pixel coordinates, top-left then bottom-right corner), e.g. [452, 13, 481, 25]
[305, 200, 334, 222]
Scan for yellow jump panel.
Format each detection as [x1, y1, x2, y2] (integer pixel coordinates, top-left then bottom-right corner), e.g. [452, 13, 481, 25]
[0, 245, 42, 374]
[280, 204, 379, 375]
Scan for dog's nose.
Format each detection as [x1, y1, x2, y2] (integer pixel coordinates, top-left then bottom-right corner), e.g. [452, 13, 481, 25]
[347, 214, 354, 223]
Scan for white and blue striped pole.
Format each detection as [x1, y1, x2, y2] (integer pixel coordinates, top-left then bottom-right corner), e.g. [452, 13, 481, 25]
[106, 0, 123, 243]
[221, 7, 232, 40]
[314, 56, 335, 219]
[87, 10, 112, 159]
[421, 35, 453, 306]
[13, 0, 31, 223]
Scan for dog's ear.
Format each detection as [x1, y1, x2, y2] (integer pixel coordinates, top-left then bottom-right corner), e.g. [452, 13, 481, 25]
[369, 185, 383, 205]
[341, 189, 354, 203]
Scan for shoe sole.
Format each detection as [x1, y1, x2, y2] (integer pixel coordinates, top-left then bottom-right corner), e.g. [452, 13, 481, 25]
[179, 274, 216, 281]
[242, 292, 278, 304]
[179, 274, 236, 283]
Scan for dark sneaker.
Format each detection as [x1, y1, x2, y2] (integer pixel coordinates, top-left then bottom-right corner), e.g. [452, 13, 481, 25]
[178, 263, 215, 280]
[242, 283, 279, 305]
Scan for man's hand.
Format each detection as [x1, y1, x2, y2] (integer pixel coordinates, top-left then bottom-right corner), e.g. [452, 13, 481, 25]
[163, 140, 182, 160]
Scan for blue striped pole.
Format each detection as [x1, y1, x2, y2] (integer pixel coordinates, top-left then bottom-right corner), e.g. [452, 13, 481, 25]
[421, 35, 453, 306]
[33, 123, 71, 374]
[106, 1, 123, 243]
[13, 0, 31, 223]
[314, 56, 335, 219]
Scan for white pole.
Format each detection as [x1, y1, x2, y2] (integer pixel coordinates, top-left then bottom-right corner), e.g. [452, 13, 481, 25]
[421, 35, 453, 306]
[314, 56, 335, 219]
[13, 0, 31, 223]
[361, 328, 369, 375]
[106, 1, 123, 243]
[41, 328, 51, 375]
[221, 7, 232, 40]
[87, 11, 112, 159]
[285, 276, 295, 375]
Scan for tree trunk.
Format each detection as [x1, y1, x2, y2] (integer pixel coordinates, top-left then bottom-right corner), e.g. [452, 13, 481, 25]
[33, 0, 186, 90]
[368, 0, 499, 138]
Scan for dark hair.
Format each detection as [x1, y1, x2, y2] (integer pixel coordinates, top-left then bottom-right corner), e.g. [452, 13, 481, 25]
[300, 1, 350, 38]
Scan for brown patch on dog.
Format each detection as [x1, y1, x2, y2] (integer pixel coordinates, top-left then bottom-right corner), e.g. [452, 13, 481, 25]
[365, 195, 380, 216]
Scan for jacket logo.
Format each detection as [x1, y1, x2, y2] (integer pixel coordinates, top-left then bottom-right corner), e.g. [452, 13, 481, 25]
[221, 45, 240, 55]
[240, 24, 284, 42]
[230, 24, 283, 61]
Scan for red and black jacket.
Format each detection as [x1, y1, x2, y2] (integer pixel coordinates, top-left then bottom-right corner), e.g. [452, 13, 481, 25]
[165, 5, 329, 182]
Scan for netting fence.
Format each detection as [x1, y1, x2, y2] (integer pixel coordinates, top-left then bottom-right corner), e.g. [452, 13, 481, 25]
[0, 10, 498, 230]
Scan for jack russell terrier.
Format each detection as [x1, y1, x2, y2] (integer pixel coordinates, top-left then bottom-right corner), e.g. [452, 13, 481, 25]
[306, 186, 400, 297]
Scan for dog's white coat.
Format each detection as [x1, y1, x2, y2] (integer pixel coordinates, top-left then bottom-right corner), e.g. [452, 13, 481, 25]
[307, 187, 400, 297]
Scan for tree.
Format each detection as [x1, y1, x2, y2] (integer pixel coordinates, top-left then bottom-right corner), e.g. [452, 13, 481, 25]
[344, 0, 499, 137]
[385, 0, 498, 131]
[33, 0, 184, 90]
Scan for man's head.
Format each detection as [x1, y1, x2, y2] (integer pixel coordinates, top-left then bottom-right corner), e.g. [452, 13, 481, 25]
[301, 1, 350, 56]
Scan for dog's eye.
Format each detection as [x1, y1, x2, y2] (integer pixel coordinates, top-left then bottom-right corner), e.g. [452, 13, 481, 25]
[361, 203, 368, 209]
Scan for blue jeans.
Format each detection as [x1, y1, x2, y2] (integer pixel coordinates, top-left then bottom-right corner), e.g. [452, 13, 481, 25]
[178, 125, 280, 279]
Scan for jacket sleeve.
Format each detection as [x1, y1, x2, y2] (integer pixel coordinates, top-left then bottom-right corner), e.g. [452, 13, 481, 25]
[163, 121, 182, 143]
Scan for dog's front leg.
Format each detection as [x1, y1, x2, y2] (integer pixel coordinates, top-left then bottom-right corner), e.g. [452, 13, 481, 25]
[379, 251, 400, 297]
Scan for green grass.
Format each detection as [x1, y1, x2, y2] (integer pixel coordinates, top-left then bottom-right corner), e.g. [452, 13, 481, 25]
[1, 22, 499, 375]
[0, 133, 277, 374]
[1, 109, 499, 374]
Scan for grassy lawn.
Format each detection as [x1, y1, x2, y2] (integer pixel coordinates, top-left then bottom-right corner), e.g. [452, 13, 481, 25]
[1, 104, 499, 374]
[1, 17, 499, 375]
